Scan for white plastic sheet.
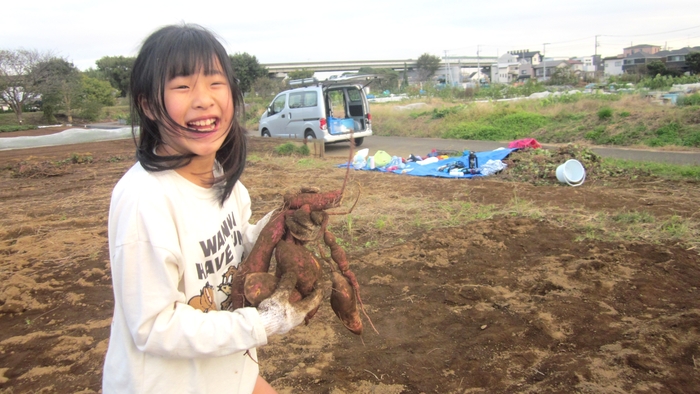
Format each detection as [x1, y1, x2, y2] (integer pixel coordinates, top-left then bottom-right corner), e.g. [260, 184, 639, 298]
[0, 127, 135, 151]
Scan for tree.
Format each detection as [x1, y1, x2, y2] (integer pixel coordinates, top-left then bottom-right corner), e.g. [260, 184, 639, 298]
[358, 67, 399, 92]
[34, 58, 83, 123]
[416, 53, 441, 82]
[0, 49, 51, 124]
[95, 56, 134, 97]
[81, 75, 116, 106]
[686, 52, 700, 75]
[229, 53, 268, 94]
[549, 67, 579, 85]
[287, 69, 314, 80]
[250, 77, 285, 98]
[79, 75, 117, 121]
[647, 60, 667, 77]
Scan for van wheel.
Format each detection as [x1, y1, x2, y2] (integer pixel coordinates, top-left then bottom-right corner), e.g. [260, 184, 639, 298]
[261, 129, 271, 137]
[304, 130, 316, 139]
[353, 137, 364, 147]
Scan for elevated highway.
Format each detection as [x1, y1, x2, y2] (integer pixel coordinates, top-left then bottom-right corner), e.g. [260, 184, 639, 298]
[262, 57, 498, 75]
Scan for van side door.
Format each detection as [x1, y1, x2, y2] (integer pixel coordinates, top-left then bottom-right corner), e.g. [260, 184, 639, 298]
[265, 93, 291, 137]
[285, 91, 305, 137]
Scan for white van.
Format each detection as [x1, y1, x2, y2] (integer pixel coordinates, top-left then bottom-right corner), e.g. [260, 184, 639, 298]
[258, 75, 376, 146]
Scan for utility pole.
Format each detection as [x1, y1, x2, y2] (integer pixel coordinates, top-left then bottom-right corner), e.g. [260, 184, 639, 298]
[595, 35, 600, 57]
[595, 35, 600, 79]
[477, 45, 481, 85]
[444, 50, 451, 86]
[543, 43, 550, 82]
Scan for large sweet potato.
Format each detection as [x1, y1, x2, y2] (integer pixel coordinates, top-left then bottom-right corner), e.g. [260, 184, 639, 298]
[228, 211, 287, 310]
[244, 272, 301, 306]
[330, 271, 362, 335]
[274, 238, 321, 296]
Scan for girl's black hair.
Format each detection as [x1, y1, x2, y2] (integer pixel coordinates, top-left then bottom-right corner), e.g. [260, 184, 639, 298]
[130, 23, 247, 206]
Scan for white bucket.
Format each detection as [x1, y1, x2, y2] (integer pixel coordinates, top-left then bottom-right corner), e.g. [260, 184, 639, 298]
[555, 159, 586, 186]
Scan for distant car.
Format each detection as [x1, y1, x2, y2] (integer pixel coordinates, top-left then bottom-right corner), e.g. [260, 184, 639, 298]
[258, 75, 376, 146]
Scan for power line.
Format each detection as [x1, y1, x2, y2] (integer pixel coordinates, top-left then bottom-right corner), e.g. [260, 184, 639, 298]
[601, 24, 700, 38]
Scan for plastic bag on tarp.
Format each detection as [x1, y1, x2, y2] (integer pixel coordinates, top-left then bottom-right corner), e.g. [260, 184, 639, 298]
[373, 150, 392, 167]
[352, 148, 369, 169]
[508, 138, 541, 149]
[480, 159, 507, 176]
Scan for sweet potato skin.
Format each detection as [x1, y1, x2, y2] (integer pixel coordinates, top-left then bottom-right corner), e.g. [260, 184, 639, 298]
[274, 237, 321, 296]
[244, 272, 301, 306]
[330, 271, 363, 335]
[229, 211, 287, 310]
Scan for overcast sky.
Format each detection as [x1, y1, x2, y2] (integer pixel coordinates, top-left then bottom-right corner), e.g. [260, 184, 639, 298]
[3, 0, 699, 71]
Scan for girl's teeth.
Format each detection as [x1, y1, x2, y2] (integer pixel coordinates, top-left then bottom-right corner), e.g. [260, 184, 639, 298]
[188, 119, 216, 131]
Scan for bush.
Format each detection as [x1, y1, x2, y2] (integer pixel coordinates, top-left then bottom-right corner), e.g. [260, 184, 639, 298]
[79, 101, 103, 122]
[444, 111, 548, 141]
[645, 122, 683, 147]
[597, 107, 613, 120]
[273, 142, 310, 156]
[0, 124, 36, 133]
[679, 93, 700, 106]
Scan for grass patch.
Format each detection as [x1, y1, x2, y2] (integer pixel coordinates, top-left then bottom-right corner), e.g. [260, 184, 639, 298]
[602, 158, 700, 181]
[597, 107, 613, 120]
[274, 142, 310, 156]
[444, 111, 548, 141]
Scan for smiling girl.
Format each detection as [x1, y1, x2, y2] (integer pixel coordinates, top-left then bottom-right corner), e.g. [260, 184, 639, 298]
[102, 24, 322, 394]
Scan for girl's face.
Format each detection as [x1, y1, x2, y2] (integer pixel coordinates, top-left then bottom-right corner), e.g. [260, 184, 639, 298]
[157, 59, 234, 161]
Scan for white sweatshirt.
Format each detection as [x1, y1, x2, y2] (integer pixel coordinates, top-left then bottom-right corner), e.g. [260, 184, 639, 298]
[103, 162, 272, 393]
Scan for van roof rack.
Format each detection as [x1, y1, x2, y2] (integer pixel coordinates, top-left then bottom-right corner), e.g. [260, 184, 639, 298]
[288, 77, 319, 87]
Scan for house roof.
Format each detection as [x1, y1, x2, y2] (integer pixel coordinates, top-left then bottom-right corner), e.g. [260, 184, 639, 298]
[532, 60, 568, 69]
[624, 44, 660, 50]
[602, 55, 624, 61]
[509, 51, 540, 59]
[625, 51, 662, 60]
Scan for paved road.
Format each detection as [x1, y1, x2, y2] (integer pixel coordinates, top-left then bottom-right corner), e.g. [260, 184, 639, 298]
[322, 135, 700, 166]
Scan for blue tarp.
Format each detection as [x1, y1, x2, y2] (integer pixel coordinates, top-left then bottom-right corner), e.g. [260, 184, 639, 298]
[340, 148, 516, 178]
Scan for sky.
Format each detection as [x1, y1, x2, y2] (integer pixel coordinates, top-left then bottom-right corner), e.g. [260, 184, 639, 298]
[2, 0, 700, 71]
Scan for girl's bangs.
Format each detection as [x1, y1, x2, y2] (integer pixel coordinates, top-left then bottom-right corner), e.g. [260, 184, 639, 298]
[165, 36, 226, 80]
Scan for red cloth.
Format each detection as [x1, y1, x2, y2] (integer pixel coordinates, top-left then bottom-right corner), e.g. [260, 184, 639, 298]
[508, 138, 541, 149]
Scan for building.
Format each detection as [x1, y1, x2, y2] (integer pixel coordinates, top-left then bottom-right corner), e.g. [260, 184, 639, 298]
[603, 55, 625, 76]
[490, 53, 521, 84]
[532, 60, 570, 81]
[508, 49, 542, 81]
[663, 46, 700, 74]
[623, 44, 661, 57]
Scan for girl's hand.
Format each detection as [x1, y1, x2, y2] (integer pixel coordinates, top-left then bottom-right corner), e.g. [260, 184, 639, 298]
[257, 272, 324, 336]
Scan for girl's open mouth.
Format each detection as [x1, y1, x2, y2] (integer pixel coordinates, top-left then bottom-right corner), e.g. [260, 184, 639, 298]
[187, 117, 219, 133]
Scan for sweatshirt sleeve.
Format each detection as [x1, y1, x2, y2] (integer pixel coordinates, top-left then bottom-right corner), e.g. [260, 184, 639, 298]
[232, 182, 275, 256]
[111, 241, 268, 358]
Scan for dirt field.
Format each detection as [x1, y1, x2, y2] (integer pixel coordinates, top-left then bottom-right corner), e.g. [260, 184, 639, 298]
[1, 130, 700, 393]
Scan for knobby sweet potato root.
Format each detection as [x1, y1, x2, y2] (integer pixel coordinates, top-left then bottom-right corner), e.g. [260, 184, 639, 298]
[330, 271, 363, 335]
[274, 238, 322, 296]
[229, 211, 287, 310]
[244, 272, 301, 306]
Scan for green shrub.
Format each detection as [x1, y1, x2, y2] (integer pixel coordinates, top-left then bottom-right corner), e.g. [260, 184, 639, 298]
[444, 111, 548, 141]
[645, 122, 683, 147]
[273, 142, 310, 156]
[0, 124, 36, 133]
[79, 101, 103, 122]
[679, 93, 700, 106]
[597, 107, 613, 120]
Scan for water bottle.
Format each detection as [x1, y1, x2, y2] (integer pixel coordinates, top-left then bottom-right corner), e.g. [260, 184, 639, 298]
[468, 151, 478, 169]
